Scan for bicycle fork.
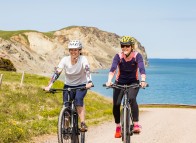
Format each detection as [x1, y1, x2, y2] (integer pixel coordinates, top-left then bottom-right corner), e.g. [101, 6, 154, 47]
[123, 93, 133, 137]
[71, 102, 80, 135]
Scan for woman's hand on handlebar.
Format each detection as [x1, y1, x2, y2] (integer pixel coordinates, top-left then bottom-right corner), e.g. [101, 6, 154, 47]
[44, 83, 52, 91]
[105, 81, 113, 87]
[44, 86, 51, 91]
[86, 82, 94, 89]
[140, 81, 148, 88]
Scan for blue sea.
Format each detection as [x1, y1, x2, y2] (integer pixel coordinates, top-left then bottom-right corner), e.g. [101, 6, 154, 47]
[91, 59, 196, 105]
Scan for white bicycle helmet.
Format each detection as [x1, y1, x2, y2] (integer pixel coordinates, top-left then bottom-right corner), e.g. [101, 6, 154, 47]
[68, 40, 82, 49]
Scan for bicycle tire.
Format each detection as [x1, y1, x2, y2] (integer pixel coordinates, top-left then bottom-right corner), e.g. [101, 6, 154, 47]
[120, 108, 124, 141]
[80, 132, 85, 143]
[121, 107, 131, 143]
[71, 113, 79, 143]
[58, 107, 72, 143]
[126, 107, 131, 143]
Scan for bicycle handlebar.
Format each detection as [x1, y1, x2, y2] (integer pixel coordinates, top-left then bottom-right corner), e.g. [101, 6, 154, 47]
[103, 83, 149, 89]
[50, 86, 86, 92]
[45, 85, 94, 94]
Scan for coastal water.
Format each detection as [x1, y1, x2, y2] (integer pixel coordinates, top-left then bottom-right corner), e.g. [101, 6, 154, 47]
[91, 59, 196, 105]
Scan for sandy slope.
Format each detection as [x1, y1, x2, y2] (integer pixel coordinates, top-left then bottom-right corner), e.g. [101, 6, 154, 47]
[32, 108, 196, 143]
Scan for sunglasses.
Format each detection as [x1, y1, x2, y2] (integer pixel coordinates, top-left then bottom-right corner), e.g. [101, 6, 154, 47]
[121, 45, 131, 48]
[69, 49, 80, 51]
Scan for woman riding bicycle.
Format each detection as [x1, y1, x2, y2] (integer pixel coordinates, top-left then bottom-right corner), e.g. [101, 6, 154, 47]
[105, 36, 147, 138]
[44, 40, 93, 131]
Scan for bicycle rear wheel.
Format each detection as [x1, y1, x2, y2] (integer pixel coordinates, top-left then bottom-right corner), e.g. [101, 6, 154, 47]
[58, 107, 72, 143]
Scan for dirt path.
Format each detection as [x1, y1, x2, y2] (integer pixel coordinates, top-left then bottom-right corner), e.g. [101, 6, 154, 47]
[32, 108, 196, 143]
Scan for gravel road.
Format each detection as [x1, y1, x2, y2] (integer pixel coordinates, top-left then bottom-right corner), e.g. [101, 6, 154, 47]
[32, 108, 196, 143]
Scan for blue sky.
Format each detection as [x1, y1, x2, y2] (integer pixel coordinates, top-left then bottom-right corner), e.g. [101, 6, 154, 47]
[0, 0, 196, 59]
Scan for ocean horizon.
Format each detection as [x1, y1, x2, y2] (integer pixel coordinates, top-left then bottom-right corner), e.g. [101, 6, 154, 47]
[91, 59, 196, 105]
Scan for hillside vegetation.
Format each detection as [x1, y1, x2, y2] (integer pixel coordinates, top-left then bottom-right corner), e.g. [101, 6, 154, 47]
[0, 57, 16, 71]
[0, 70, 113, 143]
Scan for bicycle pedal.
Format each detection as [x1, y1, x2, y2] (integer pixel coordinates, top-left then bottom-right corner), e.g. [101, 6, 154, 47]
[79, 128, 87, 132]
[133, 131, 140, 134]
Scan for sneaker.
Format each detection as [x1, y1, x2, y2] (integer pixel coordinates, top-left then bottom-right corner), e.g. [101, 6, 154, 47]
[115, 126, 121, 138]
[133, 124, 141, 134]
[80, 122, 88, 131]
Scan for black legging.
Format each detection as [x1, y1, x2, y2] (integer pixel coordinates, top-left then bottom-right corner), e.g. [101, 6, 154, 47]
[113, 85, 139, 124]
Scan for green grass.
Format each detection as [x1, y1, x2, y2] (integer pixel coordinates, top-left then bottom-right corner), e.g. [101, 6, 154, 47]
[0, 30, 54, 41]
[42, 31, 55, 39]
[0, 30, 37, 40]
[59, 26, 78, 31]
[85, 92, 113, 125]
[0, 70, 113, 143]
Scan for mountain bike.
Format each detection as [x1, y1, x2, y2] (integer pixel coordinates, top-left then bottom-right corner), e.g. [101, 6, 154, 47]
[49, 86, 89, 143]
[103, 83, 148, 143]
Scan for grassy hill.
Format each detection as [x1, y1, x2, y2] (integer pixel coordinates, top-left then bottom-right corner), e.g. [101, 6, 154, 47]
[0, 70, 113, 143]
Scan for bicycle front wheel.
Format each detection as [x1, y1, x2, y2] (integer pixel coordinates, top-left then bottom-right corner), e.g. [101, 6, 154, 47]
[121, 107, 131, 143]
[58, 107, 71, 143]
[71, 114, 79, 143]
[80, 131, 85, 143]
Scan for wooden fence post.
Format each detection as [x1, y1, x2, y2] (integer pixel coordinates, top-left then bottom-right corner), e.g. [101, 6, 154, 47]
[0, 74, 3, 88]
[20, 71, 25, 87]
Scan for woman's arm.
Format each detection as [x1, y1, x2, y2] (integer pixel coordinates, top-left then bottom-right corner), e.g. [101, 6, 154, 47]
[45, 67, 63, 90]
[136, 53, 147, 87]
[83, 57, 93, 88]
[136, 53, 146, 80]
[44, 57, 66, 91]
[106, 54, 120, 86]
